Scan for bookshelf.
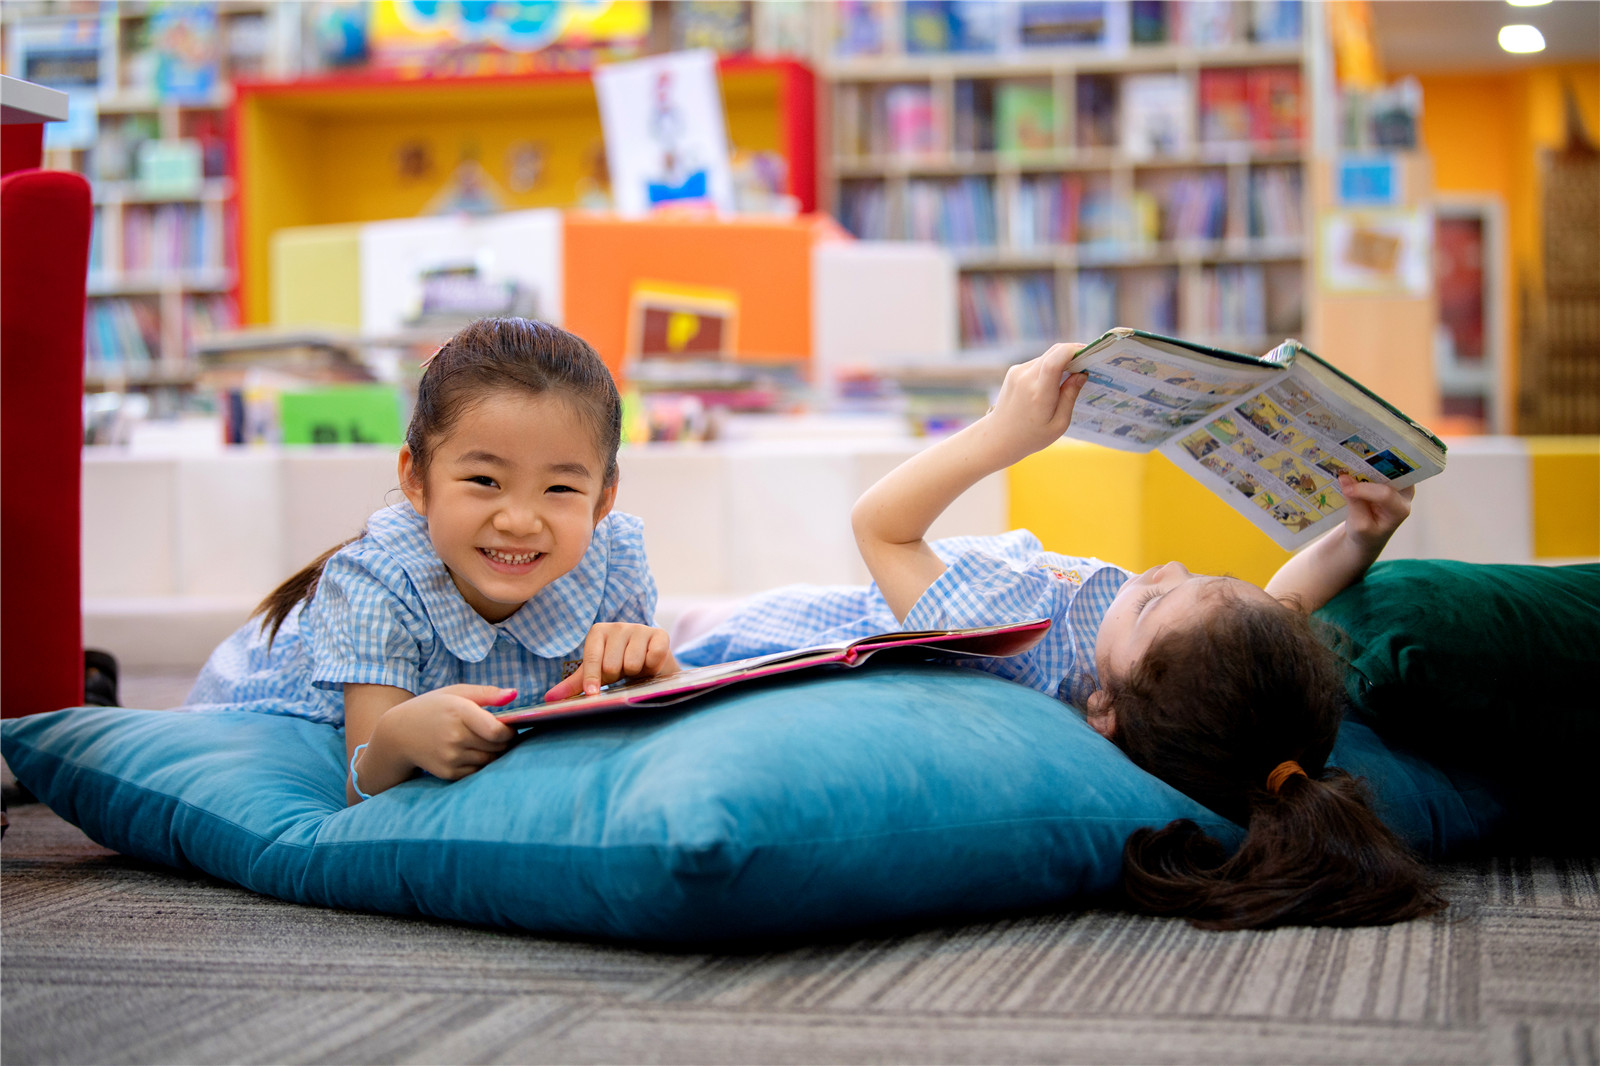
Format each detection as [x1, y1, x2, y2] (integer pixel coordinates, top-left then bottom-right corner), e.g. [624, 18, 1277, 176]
[820, 0, 1312, 357]
[1, 0, 300, 392]
[230, 58, 816, 326]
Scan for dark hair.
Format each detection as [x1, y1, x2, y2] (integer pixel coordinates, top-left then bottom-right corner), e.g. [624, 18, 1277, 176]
[253, 317, 621, 645]
[1104, 589, 1446, 930]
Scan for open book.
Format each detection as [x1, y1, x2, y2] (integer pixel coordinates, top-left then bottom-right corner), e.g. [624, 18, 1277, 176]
[497, 618, 1052, 726]
[1058, 328, 1447, 549]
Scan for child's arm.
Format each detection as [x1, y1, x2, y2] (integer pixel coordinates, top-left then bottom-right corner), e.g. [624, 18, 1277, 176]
[344, 683, 517, 805]
[852, 343, 1089, 622]
[1264, 474, 1414, 614]
[543, 622, 677, 702]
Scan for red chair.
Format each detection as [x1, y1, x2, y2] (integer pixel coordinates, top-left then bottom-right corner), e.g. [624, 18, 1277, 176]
[1, 136, 92, 715]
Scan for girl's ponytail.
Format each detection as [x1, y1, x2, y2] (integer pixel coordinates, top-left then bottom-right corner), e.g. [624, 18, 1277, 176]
[1121, 767, 1446, 929]
[253, 533, 364, 647]
[1104, 591, 1446, 929]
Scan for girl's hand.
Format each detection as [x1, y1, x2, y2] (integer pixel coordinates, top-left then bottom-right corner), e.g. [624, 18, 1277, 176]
[1338, 474, 1415, 557]
[982, 343, 1089, 466]
[371, 684, 517, 782]
[544, 623, 677, 702]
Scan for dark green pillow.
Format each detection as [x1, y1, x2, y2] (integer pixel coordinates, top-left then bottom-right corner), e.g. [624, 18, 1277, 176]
[1316, 559, 1600, 846]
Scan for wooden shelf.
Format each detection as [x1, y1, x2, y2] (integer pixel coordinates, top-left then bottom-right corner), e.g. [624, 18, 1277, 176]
[821, 2, 1314, 352]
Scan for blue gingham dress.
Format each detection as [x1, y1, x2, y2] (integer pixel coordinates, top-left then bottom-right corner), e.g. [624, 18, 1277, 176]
[674, 530, 1131, 709]
[183, 502, 657, 724]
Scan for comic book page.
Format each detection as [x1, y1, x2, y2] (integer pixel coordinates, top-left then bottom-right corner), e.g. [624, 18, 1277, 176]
[1161, 353, 1446, 550]
[1059, 332, 1285, 452]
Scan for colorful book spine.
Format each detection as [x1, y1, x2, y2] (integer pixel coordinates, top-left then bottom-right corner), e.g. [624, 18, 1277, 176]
[1249, 66, 1303, 143]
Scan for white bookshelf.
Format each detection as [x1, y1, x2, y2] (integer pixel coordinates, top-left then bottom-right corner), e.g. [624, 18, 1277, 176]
[819, 0, 1315, 357]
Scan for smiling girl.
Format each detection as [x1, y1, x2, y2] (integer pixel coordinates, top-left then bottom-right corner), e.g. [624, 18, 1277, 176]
[184, 318, 674, 804]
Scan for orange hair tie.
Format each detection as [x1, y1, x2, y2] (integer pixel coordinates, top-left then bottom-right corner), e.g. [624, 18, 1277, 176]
[1265, 760, 1308, 794]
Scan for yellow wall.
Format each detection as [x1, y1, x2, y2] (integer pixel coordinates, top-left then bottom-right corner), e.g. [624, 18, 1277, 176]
[1008, 442, 1293, 585]
[1416, 63, 1600, 427]
[234, 68, 795, 325]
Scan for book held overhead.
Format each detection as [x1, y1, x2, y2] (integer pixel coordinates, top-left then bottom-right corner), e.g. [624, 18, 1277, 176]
[1058, 328, 1447, 549]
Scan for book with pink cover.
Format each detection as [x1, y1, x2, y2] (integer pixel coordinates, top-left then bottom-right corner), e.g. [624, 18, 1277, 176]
[497, 618, 1053, 726]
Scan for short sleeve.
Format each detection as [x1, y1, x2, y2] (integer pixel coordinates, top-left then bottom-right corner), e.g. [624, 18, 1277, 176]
[303, 551, 432, 695]
[594, 512, 659, 627]
[903, 547, 1081, 696]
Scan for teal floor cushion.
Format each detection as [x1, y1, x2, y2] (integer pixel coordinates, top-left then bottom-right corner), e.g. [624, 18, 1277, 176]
[2, 665, 1505, 943]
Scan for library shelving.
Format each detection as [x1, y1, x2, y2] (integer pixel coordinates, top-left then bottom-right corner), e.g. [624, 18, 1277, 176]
[230, 57, 816, 325]
[2, 0, 300, 390]
[820, 0, 1312, 357]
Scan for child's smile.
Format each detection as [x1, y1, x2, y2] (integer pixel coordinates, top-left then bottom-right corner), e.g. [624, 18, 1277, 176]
[479, 547, 546, 570]
[400, 391, 617, 624]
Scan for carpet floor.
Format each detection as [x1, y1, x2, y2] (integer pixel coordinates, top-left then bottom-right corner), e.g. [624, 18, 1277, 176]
[3, 800, 1596, 1066]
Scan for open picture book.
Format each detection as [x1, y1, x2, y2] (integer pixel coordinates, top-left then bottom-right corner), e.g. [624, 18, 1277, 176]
[1059, 328, 1447, 549]
[497, 619, 1052, 726]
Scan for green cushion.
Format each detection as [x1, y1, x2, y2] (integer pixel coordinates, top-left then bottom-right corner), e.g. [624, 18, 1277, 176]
[1316, 559, 1600, 845]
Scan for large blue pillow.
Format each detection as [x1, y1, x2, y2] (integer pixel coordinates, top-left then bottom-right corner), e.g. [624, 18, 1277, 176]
[1, 666, 1503, 943]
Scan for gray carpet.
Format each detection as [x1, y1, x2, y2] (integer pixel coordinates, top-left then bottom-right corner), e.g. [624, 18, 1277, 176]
[3, 803, 1596, 1066]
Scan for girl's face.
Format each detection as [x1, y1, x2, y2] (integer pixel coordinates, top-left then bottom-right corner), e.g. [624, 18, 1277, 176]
[400, 391, 615, 623]
[1089, 562, 1278, 734]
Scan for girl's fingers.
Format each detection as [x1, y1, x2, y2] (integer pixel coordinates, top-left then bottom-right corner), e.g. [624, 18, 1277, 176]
[438, 684, 518, 707]
[462, 705, 516, 743]
[577, 632, 609, 695]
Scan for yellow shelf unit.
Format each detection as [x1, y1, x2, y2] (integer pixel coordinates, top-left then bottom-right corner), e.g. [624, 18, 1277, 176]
[231, 59, 817, 325]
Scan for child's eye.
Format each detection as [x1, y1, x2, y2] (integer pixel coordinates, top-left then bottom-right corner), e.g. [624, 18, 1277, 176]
[546, 484, 577, 494]
[466, 475, 498, 488]
[1135, 589, 1161, 613]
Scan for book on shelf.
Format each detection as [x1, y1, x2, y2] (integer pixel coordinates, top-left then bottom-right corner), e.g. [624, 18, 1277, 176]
[1171, 0, 1246, 47]
[1198, 68, 1252, 144]
[1058, 327, 1446, 549]
[1184, 264, 1268, 339]
[959, 272, 1057, 346]
[1150, 170, 1228, 241]
[1250, 0, 1304, 44]
[1249, 66, 1303, 143]
[995, 82, 1057, 155]
[150, 2, 221, 102]
[1016, 1, 1128, 50]
[1130, 0, 1170, 44]
[839, 181, 889, 240]
[496, 619, 1053, 725]
[1121, 72, 1192, 159]
[1013, 173, 1084, 247]
[904, 0, 1006, 54]
[85, 297, 158, 367]
[882, 83, 940, 156]
[1072, 270, 1119, 339]
[952, 79, 995, 152]
[903, 177, 996, 246]
[1120, 268, 1179, 333]
[670, 0, 755, 55]
[1074, 73, 1119, 150]
[833, 0, 890, 56]
[1248, 163, 1304, 239]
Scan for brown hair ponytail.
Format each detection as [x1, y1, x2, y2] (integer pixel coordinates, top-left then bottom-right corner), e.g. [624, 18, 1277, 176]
[250, 316, 621, 648]
[1121, 771, 1446, 928]
[253, 534, 365, 647]
[1105, 591, 1446, 929]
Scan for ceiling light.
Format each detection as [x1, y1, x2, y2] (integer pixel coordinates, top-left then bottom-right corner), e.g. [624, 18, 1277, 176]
[1498, 24, 1547, 53]
[1506, 0, 1551, 7]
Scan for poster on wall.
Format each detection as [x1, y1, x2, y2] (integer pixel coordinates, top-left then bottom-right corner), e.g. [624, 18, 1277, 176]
[593, 49, 735, 218]
[368, 0, 649, 74]
[1319, 208, 1431, 296]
